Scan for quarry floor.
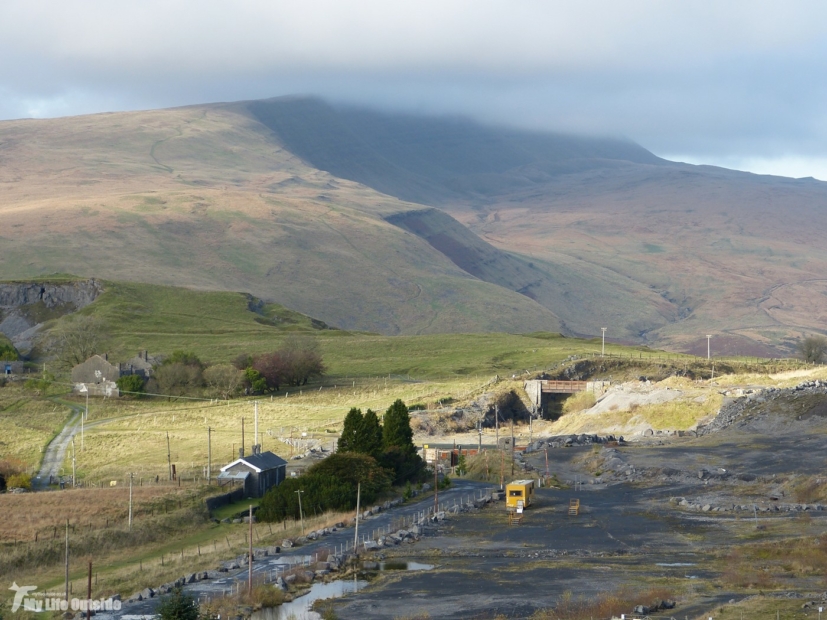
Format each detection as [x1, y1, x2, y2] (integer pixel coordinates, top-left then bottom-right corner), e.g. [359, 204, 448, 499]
[332, 429, 827, 620]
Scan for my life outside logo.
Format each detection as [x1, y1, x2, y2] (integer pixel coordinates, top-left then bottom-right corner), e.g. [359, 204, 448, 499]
[8, 582, 122, 613]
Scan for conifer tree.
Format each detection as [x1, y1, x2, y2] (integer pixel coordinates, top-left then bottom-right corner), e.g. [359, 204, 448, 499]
[357, 408, 384, 458]
[338, 407, 363, 453]
[382, 399, 415, 454]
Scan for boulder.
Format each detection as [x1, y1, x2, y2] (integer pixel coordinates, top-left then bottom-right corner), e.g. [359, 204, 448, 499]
[282, 539, 293, 548]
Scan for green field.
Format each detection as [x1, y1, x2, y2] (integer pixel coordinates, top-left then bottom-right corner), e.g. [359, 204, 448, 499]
[52, 280, 649, 379]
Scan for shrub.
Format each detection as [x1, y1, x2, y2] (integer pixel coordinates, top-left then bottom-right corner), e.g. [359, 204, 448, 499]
[156, 588, 199, 620]
[258, 453, 390, 522]
[152, 363, 203, 398]
[116, 374, 145, 397]
[799, 335, 827, 363]
[6, 473, 32, 490]
[203, 364, 243, 399]
[243, 367, 268, 394]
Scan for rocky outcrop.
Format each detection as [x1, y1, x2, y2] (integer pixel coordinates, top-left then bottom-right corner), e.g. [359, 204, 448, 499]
[0, 279, 102, 352]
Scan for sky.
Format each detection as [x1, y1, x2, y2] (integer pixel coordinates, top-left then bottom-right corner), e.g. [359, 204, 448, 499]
[2, 1, 827, 179]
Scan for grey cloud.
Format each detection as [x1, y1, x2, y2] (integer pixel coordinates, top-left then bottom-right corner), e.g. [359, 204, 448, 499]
[1, 1, 827, 176]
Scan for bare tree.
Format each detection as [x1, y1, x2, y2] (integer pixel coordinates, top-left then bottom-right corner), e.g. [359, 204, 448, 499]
[46, 316, 107, 368]
[203, 364, 244, 399]
[799, 335, 827, 363]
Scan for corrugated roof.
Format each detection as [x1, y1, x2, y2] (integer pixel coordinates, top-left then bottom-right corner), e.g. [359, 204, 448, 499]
[220, 451, 287, 473]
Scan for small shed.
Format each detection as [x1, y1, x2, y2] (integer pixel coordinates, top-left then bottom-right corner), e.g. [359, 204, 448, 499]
[218, 448, 287, 498]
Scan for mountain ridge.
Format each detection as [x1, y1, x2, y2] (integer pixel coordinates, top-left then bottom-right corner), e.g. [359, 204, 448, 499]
[2, 96, 827, 354]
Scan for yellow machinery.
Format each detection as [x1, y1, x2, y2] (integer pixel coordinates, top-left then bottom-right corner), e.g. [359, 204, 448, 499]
[505, 479, 536, 511]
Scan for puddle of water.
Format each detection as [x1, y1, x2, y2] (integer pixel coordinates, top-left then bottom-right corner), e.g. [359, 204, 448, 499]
[378, 561, 434, 571]
[655, 562, 696, 567]
[252, 578, 368, 620]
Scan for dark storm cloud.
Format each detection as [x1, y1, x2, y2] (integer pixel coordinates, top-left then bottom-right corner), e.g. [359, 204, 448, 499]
[2, 1, 827, 177]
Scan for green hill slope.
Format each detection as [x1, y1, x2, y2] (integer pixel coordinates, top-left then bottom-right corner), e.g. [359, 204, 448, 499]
[0, 103, 561, 336]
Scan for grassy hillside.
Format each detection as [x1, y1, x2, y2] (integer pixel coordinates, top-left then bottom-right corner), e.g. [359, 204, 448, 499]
[51, 280, 609, 378]
[4, 97, 827, 352]
[0, 103, 560, 336]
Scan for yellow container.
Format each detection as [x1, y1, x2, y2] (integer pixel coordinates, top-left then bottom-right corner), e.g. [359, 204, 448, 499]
[505, 479, 536, 510]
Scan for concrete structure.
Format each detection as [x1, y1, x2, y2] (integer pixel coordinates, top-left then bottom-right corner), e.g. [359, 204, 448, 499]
[71, 354, 120, 396]
[524, 379, 610, 416]
[217, 448, 287, 498]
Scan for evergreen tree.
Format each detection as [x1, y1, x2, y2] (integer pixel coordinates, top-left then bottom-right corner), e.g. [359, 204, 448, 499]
[357, 408, 384, 458]
[156, 588, 199, 620]
[383, 399, 415, 454]
[381, 399, 424, 485]
[338, 407, 363, 453]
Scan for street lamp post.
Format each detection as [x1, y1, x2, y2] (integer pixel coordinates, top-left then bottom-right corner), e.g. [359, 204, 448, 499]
[601, 328, 607, 357]
[706, 335, 712, 360]
[295, 490, 304, 535]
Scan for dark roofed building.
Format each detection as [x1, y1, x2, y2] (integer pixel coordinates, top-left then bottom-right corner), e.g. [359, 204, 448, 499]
[119, 350, 161, 379]
[218, 448, 287, 498]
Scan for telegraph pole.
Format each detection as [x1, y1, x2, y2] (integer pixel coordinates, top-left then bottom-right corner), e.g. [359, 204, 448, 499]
[248, 504, 253, 596]
[510, 418, 515, 476]
[254, 402, 258, 449]
[207, 427, 212, 485]
[353, 483, 360, 554]
[64, 520, 70, 603]
[166, 432, 172, 481]
[87, 560, 92, 619]
[601, 327, 607, 357]
[295, 490, 304, 535]
[434, 463, 439, 513]
[241, 417, 245, 457]
[495, 405, 499, 448]
[128, 473, 133, 530]
[72, 438, 76, 487]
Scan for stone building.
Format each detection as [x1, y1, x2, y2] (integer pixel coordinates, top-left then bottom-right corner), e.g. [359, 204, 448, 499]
[119, 350, 160, 379]
[71, 354, 120, 396]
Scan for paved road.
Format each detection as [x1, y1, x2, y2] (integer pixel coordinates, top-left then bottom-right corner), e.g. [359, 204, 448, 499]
[34, 400, 84, 489]
[103, 479, 495, 619]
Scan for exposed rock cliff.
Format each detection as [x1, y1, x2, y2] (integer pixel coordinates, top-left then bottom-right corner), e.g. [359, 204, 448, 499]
[0, 279, 102, 353]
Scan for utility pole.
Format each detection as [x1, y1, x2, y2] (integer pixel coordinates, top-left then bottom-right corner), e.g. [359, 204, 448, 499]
[477, 421, 482, 453]
[295, 490, 304, 535]
[64, 520, 70, 604]
[72, 438, 76, 487]
[500, 449, 504, 490]
[207, 427, 212, 485]
[241, 417, 245, 457]
[353, 483, 360, 554]
[128, 473, 133, 530]
[495, 405, 499, 448]
[87, 560, 92, 618]
[434, 463, 439, 513]
[510, 418, 515, 476]
[166, 432, 172, 481]
[254, 401, 258, 450]
[601, 327, 607, 357]
[706, 334, 712, 360]
[248, 504, 253, 596]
